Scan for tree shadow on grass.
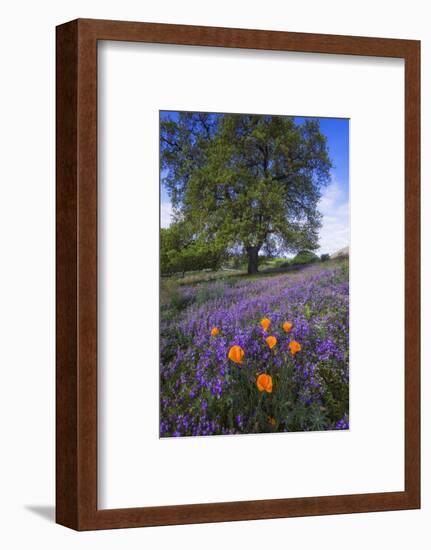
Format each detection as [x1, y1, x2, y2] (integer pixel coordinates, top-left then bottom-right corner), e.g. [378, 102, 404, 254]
[234, 262, 319, 281]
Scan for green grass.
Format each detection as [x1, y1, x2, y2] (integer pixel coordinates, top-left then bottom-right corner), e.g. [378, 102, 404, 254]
[162, 257, 347, 286]
[161, 258, 349, 314]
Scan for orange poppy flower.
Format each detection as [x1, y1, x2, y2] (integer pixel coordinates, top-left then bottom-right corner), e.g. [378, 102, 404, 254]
[256, 373, 273, 393]
[268, 416, 276, 426]
[282, 321, 293, 333]
[228, 345, 245, 364]
[289, 340, 302, 356]
[210, 327, 220, 337]
[260, 317, 271, 332]
[266, 335, 277, 349]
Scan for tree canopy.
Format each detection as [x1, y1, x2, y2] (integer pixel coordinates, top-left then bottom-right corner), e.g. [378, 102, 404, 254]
[161, 112, 332, 274]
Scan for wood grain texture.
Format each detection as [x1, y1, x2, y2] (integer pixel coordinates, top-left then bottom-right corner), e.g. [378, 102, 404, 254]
[56, 20, 79, 530]
[403, 41, 421, 508]
[56, 18, 421, 531]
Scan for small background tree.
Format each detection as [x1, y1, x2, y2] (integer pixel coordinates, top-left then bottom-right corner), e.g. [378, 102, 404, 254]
[161, 222, 225, 276]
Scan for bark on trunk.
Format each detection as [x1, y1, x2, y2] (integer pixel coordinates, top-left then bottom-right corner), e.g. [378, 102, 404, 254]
[247, 246, 259, 274]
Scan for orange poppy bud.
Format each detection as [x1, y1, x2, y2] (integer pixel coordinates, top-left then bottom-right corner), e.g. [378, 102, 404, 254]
[228, 345, 245, 364]
[266, 335, 277, 349]
[289, 340, 302, 356]
[256, 373, 273, 393]
[282, 321, 293, 333]
[210, 327, 220, 337]
[260, 317, 271, 332]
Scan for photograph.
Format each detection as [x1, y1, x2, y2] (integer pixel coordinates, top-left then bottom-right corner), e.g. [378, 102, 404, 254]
[159, 110, 349, 437]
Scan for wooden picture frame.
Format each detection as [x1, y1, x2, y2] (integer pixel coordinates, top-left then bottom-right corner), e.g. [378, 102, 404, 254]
[56, 18, 420, 530]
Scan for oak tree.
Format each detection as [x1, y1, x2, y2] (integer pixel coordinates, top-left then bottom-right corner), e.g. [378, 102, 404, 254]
[161, 112, 331, 274]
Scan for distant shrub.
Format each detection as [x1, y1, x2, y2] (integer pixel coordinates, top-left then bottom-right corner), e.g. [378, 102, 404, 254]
[320, 253, 330, 262]
[161, 224, 225, 276]
[272, 258, 290, 267]
[291, 250, 319, 266]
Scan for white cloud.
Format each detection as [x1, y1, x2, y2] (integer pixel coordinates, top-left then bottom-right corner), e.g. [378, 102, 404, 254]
[317, 180, 350, 256]
[160, 201, 173, 228]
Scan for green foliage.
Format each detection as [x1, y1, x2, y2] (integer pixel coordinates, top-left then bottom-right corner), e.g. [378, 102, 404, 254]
[291, 250, 319, 265]
[320, 253, 330, 262]
[160, 222, 225, 276]
[319, 364, 349, 422]
[161, 112, 332, 273]
[160, 279, 189, 315]
[225, 253, 248, 270]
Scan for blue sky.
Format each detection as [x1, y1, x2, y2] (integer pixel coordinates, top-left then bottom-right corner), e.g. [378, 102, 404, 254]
[160, 113, 349, 256]
[303, 116, 350, 255]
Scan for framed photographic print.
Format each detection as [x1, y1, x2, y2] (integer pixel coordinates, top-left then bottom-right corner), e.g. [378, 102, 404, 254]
[56, 19, 420, 530]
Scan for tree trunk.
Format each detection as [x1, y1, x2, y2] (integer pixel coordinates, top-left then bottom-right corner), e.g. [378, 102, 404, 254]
[247, 246, 259, 274]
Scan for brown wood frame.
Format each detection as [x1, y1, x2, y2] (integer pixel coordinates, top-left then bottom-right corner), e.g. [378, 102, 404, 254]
[56, 18, 420, 531]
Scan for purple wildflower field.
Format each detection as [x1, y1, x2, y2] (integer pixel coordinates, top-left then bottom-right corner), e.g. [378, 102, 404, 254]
[160, 261, 349, 437]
